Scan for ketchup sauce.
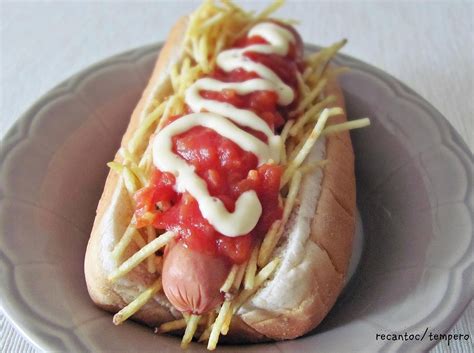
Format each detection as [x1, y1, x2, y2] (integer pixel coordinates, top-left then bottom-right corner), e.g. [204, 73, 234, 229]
[134, 23, 303, 264]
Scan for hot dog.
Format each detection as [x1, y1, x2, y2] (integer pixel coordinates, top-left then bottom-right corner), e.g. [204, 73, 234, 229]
[84, 0, 370, 350]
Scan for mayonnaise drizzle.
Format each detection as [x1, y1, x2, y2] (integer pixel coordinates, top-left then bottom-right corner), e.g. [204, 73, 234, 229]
[153, 22, 296, 237]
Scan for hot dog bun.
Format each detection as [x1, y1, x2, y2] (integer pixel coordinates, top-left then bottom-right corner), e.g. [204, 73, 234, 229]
[84, 14, 355, 343]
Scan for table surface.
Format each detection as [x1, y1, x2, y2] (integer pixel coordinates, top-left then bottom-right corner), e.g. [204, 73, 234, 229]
[1, 1, 472, 352]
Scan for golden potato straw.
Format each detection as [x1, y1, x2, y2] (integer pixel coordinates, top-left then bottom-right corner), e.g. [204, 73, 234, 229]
[289, 95, 336, 137]
[108, 231, 175, 282]
[298, 159, 329, 175]
[119, 147, 139, 166]
[201, 11, 226, 30]
[107, 161, 123, 173]
[236, 0, 284, 37]
[281, 170, 303, 224]
[198, 310, 217, 342]
[303, 51, 345, 86]
[156, 96, 177, 130]
[122, 166, 139, 195]
[181, 314, 201, 348]
[156, 318, 187, 334]
[198, 323, 213, 343]
[128, 101, 166, 154]
[257, 220, 282, 268]
[281, 108, 342, 187]
[112, 222, 145, 261]
[232, 261, 248, 291]
[244, 244, 259, 290]
[182, 312, 190, 323]
[260, 170, 303, 267]
[112, 278, 162, 325]
[129, 164, 147, 186]
[233, 257, 281, 312]
[170, 64, 180, 93]
[137, 143, 152, 170]
[287, 128, 312, 164]
[207, 310, 217, 327]
[304, 39, 347, 78]
[146, 226, 157, 273]
[290, 78, 327, 118]
[132, 229, 147, 249]
[280, 119, 294, 145]
[207, 301, 232, 350]
[199, 36, 210, 72]
[220, 302, 234, 335]
[220, 264, 239, 293]
[322, 118, 371, 135]
[296, 71, 310, 96]
[279, 120, 294, 165]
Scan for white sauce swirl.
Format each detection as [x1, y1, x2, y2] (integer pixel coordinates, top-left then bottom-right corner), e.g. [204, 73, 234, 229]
[153, 22, 296, 237]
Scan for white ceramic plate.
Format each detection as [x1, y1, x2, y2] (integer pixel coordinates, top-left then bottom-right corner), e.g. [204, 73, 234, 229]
[0, 43, 472, 353]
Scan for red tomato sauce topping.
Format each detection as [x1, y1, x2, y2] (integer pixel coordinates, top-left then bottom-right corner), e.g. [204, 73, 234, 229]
[134, 22, 303, 264]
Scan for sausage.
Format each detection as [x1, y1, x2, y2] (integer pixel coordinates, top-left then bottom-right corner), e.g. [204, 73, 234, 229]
[162, 240, 231, 314]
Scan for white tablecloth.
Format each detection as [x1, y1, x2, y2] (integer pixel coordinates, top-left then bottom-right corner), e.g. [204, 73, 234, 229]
[1, 1, 472, 352]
